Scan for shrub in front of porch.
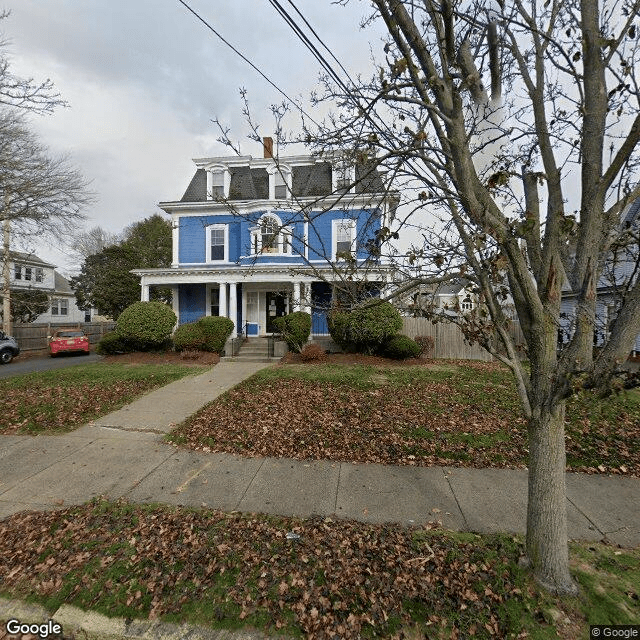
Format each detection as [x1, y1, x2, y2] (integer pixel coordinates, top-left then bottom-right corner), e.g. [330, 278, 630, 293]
[197, 316, 235, 353]
[172, 323, 207, 352]
[115, 301, 176, 351]
[273, 311, 311, 353]
[328, 301, 402, 354]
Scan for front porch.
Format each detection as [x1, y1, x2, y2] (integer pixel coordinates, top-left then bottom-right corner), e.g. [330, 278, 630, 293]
[140, 276, 332, 338]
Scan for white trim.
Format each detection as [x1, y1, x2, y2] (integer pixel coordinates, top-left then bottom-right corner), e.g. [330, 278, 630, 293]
[249, 212, 293, 256]
[332, 218, 357, 261]
[172, 219, 179, 266]
[229, 282, 238, 337]
[205, 223, 229, 263]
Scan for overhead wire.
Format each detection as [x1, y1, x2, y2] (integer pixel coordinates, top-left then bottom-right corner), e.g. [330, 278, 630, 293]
[176, 0, 320, 126]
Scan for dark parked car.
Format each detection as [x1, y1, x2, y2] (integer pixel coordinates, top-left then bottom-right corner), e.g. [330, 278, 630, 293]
[0, 330, 20, 364]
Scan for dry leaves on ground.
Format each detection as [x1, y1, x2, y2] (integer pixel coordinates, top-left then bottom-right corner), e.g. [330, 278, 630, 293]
[0, 499, 537, 639]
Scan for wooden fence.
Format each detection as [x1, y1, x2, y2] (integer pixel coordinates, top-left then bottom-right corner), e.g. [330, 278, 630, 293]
[12, 321, 116, 352]
[402, 317, 526, 361]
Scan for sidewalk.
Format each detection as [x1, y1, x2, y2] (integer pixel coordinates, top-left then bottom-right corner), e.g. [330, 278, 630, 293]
[1, 360, 639, 548]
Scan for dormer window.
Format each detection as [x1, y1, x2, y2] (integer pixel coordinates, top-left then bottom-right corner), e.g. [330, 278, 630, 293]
[206, 167, 230, 200]
[274, 172, 288, 199]
[268, 164, 291, 200]
[333, 157, 355, 193]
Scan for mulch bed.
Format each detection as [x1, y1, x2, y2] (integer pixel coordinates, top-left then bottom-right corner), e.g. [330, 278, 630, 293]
[101, 351, 220, 366]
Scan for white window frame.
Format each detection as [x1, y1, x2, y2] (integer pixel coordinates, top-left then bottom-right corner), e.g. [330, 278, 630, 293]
[51, 298, 69, 316]
[13, 264, 21, 280]
[267, 164, 292, 200]
[206, 166, 230, 200]
[206, 224, 229, 263]
[332, 157, 355, 193]
[332, 218, 357, 261]
[35, 267, 44, 283]
[249, 213, 293, 256]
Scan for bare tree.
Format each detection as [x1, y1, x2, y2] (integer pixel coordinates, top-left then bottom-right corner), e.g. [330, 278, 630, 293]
[67, 225, 120, 267]
[0, 110, 93, 332]
[277, 0, 640, 595]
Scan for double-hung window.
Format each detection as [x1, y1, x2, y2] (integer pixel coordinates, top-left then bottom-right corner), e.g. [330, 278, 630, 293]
[24, 267, 32, 281]
[14, 265, 21, 280]
[333, 219, 356, 259]
[207, 224, 228, 262]
[35, 268, 43, 283]
[210, 171, 225, 198]
[51, 298, 68, 316]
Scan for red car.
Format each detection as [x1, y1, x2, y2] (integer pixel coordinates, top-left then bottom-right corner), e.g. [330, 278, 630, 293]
[48, 329, 91, 357]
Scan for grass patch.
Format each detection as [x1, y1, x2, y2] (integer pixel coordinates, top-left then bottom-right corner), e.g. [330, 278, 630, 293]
[0, 363, 207, 435]
[1, 498, 636, 639]
[169, 360, 639, 475]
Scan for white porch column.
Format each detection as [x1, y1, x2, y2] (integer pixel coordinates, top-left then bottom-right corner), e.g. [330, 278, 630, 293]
[293, 281, 301, 312]
[218, 283, 227, 317]
[302, 282, 312, 315]
[141, 280, 150, 302]
[171, 285, 179, 320]
[229, 282, 238, 337]
[241, 286, 247, 337]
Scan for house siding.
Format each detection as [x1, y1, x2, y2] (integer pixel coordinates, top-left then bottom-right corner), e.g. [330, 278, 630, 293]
[179, 284, 206, 324]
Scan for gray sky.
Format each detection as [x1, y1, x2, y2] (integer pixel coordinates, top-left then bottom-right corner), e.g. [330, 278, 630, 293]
[6, 1, 387, 274]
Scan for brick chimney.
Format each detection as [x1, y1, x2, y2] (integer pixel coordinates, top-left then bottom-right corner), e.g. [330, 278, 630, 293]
[263, 136, 274, 159]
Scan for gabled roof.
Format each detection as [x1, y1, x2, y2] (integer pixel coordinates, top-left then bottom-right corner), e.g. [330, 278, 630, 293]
[54, 271, 73, 294]
[0, 249, 55, 268]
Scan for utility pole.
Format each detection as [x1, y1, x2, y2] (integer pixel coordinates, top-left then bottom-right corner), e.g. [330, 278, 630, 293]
[2, 190, 11, 335]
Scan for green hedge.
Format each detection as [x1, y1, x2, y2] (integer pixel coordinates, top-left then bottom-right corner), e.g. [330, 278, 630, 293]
[381, 334, 421, 359]
[197, 316, 234, 353]
[116, 301, 176, 350]
[172, 323, 207, 352]
[273, 311, 311, 353]
[328, 302, 402, 354]
[95, 331, 135, 355]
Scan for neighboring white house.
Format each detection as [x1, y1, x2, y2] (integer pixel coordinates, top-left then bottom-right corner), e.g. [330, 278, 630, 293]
[1, 250, 90, 323]
[400, 279, 478, 317]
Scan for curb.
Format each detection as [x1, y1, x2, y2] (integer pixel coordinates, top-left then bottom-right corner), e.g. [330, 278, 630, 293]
[0, 598, 288, 639]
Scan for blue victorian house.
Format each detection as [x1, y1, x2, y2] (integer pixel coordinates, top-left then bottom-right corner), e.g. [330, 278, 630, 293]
[134, 139, 397, 339]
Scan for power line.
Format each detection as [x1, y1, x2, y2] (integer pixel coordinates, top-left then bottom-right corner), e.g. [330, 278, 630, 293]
[176, 0, 319, 126]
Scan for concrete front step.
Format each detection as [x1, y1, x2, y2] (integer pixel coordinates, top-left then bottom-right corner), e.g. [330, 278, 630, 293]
[221, 356, 281, 363]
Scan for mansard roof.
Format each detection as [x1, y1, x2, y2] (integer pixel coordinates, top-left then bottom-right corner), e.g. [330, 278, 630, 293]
[178, 153, 387, 203]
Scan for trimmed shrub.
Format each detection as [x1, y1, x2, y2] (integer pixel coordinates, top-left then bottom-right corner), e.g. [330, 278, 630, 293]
[299, 343, 327, 362]
[173, 322, 207, 352]
[414, 335, 435, 357]
[116, 301, 176, 350]
[95, 331, 134, 355]
[328, 302, 403, 354]
[273, 311, 311, 353]
[197, 316, 234, 353]
[382, 334, 421, 359]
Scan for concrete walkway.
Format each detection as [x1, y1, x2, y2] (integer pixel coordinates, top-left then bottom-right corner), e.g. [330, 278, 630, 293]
[1, 360, 639, 548]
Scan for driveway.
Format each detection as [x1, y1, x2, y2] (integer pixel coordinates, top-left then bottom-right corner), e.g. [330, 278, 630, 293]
[0, 352, 103, 379]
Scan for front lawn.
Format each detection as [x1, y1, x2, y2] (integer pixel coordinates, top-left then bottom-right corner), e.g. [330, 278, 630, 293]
[0, 363, 208, 435]
[0, 498, 637, 639]
[168, 362, 640, 476]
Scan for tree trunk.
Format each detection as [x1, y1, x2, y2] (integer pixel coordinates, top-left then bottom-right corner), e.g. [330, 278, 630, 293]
[526, 400, 578, 595]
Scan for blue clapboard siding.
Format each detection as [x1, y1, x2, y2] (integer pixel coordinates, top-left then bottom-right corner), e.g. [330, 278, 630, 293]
[178, 208, 381, 266]
[179, 283, 206, 324]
